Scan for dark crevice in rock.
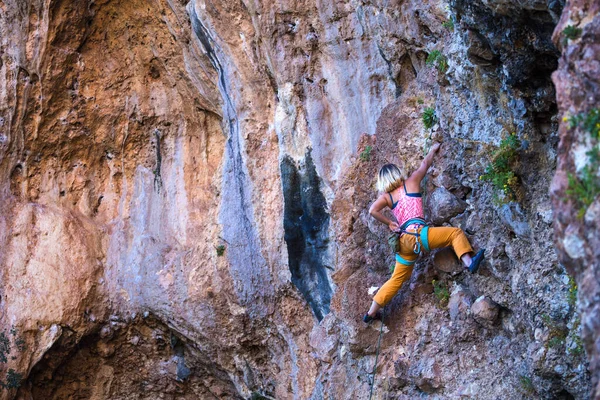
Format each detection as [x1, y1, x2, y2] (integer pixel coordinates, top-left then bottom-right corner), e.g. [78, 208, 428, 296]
[190, 5, 272, 311]
[153, 128, 162, 192]
[377, 45, 401, 98]
[281, 150, 332, 321]
[452, 0, 563, 90]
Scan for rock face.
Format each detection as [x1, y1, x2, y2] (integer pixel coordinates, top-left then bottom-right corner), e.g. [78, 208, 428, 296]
[551, 1, 600, 398]
[0, 0, 595, 399]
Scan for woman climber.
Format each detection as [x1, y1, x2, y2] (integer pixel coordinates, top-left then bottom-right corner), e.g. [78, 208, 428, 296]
[363, 142, 485, 323]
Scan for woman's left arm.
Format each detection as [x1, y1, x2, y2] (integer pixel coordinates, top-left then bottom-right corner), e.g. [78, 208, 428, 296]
[369, 194, 400, 231]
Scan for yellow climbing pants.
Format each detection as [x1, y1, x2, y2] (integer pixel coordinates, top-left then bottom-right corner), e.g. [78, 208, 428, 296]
[373, 226, 473, 307]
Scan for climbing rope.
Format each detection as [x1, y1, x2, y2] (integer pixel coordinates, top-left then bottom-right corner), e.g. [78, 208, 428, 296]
[368, 306, 386, 400]
[422, 131, 433, 206]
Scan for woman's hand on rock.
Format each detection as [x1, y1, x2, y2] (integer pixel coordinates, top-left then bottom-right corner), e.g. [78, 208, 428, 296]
[388, 221, 400, 231]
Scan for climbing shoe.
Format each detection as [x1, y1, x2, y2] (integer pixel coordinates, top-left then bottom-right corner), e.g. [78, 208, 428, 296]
[468, 249, 486, 273]
[363, 312, 382, 324]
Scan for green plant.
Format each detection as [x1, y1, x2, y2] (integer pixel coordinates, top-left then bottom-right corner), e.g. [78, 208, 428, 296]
[541, 313, 568, 350]
[564, 108, 600, 217]
[567, 316, 585, 356]
[360, 145, 373, 161]
[0, 333, 9, 364]
[0, 370, 22, 390]
[426, 50, 448, 73]
[422, 107, 437, 129]
[389, 264, 395, 274]
[432, 279, 449, 306]
[519, 375, 535, 394]
[216, 245, 226, 257]
[567, 275, 578, 310]
[568, 108, 600, 138]
[566, 147, 600, 218]
[442, 19, 454, 31]
[547, 336, 564, 348]
[0, 327, 24, 391]
[562, 25, 582, 40]
[570, 335, 584, 356]
[480, 134, 521, 201]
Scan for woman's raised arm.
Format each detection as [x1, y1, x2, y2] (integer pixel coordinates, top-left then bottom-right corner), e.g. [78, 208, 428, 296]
[406, 142, 441, 190]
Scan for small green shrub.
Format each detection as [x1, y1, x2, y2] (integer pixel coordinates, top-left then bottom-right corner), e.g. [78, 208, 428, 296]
[567, 275, 578, 310]
[417, 97, 424, 105]
[567, 316, 585, 356]
[216, 245, 226, 257]
[562, 25, 582, 40]
[519, 375, 535, 394]
[432, 279, 449, 306]
[0, 327, 24, 391]
[360, 145, 373, 161]
[422, 107, 437, 129]
[0, 333, 9, 364]
[570, 333, 585, 356]
[568, 108, 600, 138]
[0, 370, 22, 390]
[541, 313, 568, 350]
[442, 19, 454, 31]
[426, 50, 448, 73]
[564, 108, 600, 217]
[547, 336, 564, 349]
[480, 134, 521, 201]
[566, 147, 600, 219]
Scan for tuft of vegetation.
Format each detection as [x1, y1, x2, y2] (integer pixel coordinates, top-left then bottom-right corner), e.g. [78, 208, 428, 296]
[215, 245, 226, 257]
[422, 107, 437, 129]
[432, 279, 449, 306]
[570, 335, 585, 356]
[360, 145, 373, 161]
[562, 25, 582, 40]
[568, 108, 600, 138]
[0, 370, 22, 390]
[541, 313, 568, 350]
[547, 336, 564, 349]
[0, 327, 24, 391]
[480, 134, 521, 201]
[564, 108, 600, 217]
[426, 50, 448, 73]
[568, 316, 585, 356]
[442, 19, 454, 31]
[0, 333, 9, 364]
[389, 264, 395, 274]
[567, 275, 578, 310]
[519, 375, 535, 395]
[417, 97, 424, 105]
[566, 147, 600, 219]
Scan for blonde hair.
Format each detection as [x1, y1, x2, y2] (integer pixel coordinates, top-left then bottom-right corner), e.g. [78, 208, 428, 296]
[376, 164, 406, 192]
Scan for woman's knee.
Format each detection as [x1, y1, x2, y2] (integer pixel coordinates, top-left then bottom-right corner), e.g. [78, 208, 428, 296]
[450, 227, 463, 237]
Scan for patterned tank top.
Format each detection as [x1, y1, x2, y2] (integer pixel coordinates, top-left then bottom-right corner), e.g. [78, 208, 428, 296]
[389, 182, 424, 227]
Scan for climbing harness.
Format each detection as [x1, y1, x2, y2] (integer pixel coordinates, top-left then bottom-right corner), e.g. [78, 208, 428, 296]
[368, 306, 385, 400]
[388, 217, 430, 266]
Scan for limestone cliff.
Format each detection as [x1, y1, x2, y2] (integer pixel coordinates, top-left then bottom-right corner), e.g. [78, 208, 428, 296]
[0, 0, 596, 399]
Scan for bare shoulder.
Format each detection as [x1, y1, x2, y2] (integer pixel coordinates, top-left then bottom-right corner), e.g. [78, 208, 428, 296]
[405, 175, 421, 193]
[372, 192, 392, 210]
[380, 191, 392, 208]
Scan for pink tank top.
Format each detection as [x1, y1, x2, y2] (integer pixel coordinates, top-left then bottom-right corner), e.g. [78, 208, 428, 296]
[390, 182, 424, 226]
